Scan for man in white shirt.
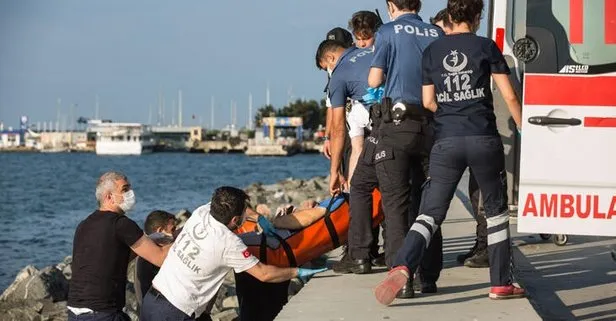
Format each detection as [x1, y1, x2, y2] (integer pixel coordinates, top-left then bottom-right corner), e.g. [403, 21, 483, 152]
[140, 186, 326, 321]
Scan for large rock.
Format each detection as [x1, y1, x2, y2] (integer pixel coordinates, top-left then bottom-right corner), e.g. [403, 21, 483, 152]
[55, 256, 72, 280]
[0, 266, 68, 302]
[212, 308, 239, 321]
[221, 296, 239, 309]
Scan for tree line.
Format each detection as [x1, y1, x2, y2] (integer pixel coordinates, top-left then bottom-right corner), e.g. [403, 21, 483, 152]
[254, 99, 328, 131]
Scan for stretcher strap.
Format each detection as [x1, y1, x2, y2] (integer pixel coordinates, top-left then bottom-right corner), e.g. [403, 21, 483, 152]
[322, 194, 348, 249]
[271, 233, 298, 267]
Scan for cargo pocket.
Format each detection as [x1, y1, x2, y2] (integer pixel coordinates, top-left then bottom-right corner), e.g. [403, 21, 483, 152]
[374, 145, 394, 164]
[361, 137, 377, 165]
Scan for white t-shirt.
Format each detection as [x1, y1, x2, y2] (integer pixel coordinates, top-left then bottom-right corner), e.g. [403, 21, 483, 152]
[152, 203, 259, 317]
[346, 101, 371, 138]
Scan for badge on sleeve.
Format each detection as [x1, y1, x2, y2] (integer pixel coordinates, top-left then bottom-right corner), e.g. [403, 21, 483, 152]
[242, 250, 251, 258]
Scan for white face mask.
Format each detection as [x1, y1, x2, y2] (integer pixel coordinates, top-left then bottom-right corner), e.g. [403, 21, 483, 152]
[116, 190, 136, 213]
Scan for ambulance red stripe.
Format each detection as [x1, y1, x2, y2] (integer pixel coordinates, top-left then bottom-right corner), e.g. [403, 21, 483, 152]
[607, 0, 616, 44]
[524, 75, 616, 106]
[584, 117, 616, 127]
[570, 0, 584, 44]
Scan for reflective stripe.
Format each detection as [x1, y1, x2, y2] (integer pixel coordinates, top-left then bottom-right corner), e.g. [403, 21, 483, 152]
[416, 214, 437, 231]
[410, 223, 432, 245]
[488, 228, 509, 245]
[486, 211, 509, 228]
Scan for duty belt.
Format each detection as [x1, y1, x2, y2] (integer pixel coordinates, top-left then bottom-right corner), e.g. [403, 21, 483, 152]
[374, 98, 433, 126]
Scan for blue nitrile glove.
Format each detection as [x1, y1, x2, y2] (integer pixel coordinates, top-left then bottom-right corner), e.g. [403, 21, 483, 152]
[297, 267, 328, 283]
[362, 86, 385, 105]
[257, 215, 278, 237]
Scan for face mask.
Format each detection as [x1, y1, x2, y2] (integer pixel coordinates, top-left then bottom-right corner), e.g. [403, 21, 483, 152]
[116, 190, 136, 213]
[229, 215, 245, 231]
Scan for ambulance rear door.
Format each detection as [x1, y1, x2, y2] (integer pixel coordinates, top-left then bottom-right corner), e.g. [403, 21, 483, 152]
[517, 0, 616, 236]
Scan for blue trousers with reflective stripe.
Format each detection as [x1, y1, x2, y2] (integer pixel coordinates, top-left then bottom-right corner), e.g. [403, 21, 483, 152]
[393, 135, 512, 286]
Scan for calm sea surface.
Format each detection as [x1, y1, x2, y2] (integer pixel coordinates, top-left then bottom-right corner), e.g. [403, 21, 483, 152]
[0, 152, 329, 289]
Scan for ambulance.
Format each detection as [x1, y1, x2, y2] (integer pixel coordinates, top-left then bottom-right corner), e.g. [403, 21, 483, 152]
[488, 0, 616, 239]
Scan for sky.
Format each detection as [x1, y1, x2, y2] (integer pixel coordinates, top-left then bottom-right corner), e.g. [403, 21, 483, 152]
[0, 0, 487, 130]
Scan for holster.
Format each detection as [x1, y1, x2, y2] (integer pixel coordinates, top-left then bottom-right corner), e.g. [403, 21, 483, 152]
[380, 97, 393, 123]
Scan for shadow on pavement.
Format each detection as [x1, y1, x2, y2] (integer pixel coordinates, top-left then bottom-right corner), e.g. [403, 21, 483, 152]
[513, 234, 616, 321]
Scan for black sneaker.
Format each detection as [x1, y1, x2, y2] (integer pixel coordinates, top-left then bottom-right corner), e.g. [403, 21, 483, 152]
[421, 282, 438, 293]
[396, 278, 415, 299]
[456, 241, 478, 264]
[371, 252, 386, 267]
[332, 257, 372, 274]
[464, 249, 489, 268]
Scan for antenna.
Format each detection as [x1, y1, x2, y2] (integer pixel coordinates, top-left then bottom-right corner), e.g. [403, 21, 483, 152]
[178, 89, 183, 127]
[162, 94, 166, 126]
[287, 85, 294, 105]
[210, 96, 215, 129]
[148, 104, 153, 125]
[56, 98, 61, 132]
[248, 92, 253, 130]
[171, 100, 176, 126]
[266, 81, 271, 106]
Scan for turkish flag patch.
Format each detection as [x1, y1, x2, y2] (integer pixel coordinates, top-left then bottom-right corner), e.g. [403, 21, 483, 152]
[242, 250, 250, 258]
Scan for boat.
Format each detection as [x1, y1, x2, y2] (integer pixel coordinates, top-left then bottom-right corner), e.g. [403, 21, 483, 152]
[90, 122, 155, 155]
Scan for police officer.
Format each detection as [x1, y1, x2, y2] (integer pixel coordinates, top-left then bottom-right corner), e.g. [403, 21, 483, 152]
[318, 15, 384, 274]
[367, 0, 443, 297]
[374, 0, 524, 306]
[321, 27, 354, 163]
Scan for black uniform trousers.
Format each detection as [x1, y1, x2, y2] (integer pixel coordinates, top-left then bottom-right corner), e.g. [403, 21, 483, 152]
[468, 170, 488, 251]
[394, 135, 512, 286]
[348, 133, 382, 261]
[235, 272, 289, 321]
[374, 116, 443, 283]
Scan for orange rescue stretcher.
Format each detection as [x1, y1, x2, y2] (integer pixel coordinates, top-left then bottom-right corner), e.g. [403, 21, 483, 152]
[234, 189, 384, 267]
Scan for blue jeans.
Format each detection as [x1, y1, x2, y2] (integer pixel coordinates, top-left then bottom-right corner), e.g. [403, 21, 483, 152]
[394, 135, 512, 286]
[140, 289, 202, 321]
[68, 310, 130, 321]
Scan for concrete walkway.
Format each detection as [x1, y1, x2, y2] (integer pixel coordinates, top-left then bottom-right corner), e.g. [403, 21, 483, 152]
[277, 173, 540, 321]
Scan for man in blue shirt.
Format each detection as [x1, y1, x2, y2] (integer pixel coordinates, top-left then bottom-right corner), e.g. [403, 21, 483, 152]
[367, 0, 444, 299]
[321, 28, 354, 161]
[316, 39, 384, 274]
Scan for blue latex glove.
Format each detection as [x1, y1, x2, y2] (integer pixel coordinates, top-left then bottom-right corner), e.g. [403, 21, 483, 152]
[362, 86, 385, 105]
[297, 267, 328, 283]
[257, 215, 278, 237]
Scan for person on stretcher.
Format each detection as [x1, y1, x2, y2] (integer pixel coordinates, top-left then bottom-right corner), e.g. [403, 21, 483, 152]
[238, 196, 346, 236]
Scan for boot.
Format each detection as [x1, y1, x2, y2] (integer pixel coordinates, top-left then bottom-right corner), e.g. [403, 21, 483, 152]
[456, 241, 478, 264]
[396, 278, 415, 299]
[464, 249, 489, 268]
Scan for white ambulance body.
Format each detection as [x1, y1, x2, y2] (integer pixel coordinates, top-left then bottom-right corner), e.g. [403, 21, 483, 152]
[488, 0, 616, 236]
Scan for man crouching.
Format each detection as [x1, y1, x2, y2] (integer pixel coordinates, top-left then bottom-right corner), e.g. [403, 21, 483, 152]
[140, 186, 326, 321]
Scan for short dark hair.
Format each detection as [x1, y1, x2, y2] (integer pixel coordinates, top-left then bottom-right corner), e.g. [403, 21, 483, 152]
[386, 0, 421, 12]
[210, 186, 249, 225]
[349, 11, 383, 39]
[144, 210, 176, 235]
[315, 39, 347, 70]
[430, 8, 450, 26]
[447, 0, 484, 25]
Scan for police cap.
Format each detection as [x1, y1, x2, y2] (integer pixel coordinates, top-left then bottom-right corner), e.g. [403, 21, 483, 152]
[325, 27, 354, 48]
